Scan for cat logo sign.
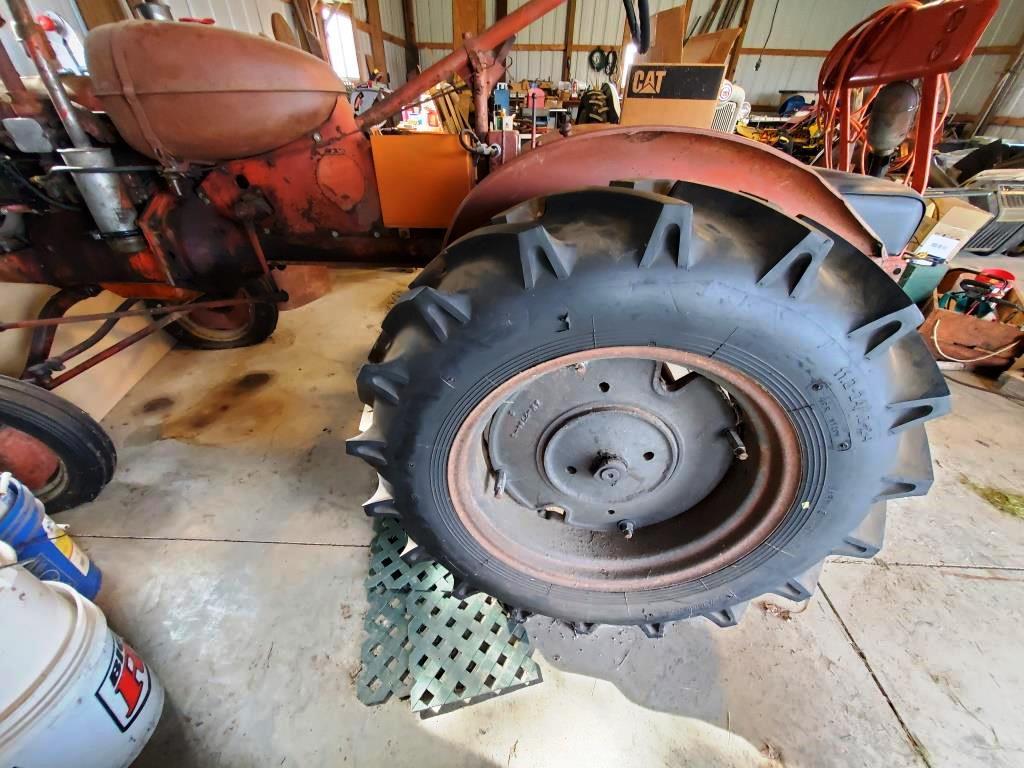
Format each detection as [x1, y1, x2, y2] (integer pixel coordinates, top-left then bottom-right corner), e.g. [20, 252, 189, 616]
[631, 68, 667, 95]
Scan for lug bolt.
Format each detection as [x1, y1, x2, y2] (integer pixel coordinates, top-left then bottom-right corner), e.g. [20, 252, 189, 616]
[726, 428, 748, 461]
[618, 520, 635, 539]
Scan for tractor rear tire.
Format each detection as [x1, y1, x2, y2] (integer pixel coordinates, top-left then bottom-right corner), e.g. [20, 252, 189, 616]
[348, 182, 949, 631]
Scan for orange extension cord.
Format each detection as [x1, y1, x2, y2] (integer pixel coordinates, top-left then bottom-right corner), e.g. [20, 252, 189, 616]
[818, 0, 951, 181]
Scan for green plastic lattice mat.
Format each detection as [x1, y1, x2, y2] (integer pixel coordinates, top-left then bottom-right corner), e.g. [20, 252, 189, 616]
[358, 518, 542, 714]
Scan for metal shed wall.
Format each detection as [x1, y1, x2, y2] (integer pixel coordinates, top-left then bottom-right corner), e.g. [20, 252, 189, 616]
[411, 0, 1023, 139]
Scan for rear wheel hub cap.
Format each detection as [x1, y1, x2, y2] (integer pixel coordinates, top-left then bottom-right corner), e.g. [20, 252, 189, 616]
[486, 358, 735, 531]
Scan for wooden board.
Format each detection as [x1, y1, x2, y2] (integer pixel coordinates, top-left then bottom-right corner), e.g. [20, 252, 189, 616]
[271, 13, 299, 48]
[682, 28, 742, 65]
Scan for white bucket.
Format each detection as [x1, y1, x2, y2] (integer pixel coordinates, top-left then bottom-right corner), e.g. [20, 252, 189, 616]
[0, 544, 165, 768]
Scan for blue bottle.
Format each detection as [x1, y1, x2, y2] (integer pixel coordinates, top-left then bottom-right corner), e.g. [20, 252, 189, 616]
[0, 472, 102, 599]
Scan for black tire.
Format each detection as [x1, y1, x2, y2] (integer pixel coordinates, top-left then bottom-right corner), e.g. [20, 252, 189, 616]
[349, 182, 949, 630]
[161, 276, 279, 350]
[0, 375, 116, 513]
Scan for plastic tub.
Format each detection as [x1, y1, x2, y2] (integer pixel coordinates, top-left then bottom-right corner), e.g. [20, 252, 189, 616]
[0, 545, 164, 768]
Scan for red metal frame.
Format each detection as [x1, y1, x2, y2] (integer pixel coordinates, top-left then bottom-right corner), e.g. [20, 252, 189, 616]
[4, 295, 282, 389]
[2, 0, 951, 390]
[821, 0, 998, 192]
[448, 125, 884, 259]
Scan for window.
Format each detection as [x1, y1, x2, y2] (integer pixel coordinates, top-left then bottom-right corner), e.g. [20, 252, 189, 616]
[323, 9, 361, 81]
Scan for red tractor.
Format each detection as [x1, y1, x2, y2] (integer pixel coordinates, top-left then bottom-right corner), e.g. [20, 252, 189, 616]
[0, 0, 995, 632]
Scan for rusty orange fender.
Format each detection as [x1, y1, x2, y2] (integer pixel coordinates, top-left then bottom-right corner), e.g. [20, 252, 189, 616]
[446, 125, 882, 258]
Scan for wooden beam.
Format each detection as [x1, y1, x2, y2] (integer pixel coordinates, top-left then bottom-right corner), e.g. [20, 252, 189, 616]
[954, 113, 1024, 128]
[513, 43, 566, 51]
[975, 45, 1017, 55]
[725, 0, 754, 81]
[495, 0, 508, 21]
[420, 42, 638, 53]
[76, 0, 127, 28]
[452, 0, 482, 47]
[737, 45, 1016, 58]
[971, 26, 1024, 135]
[401, 0, 419, 75]
[730, 44, 1013, 64]
[562, 0, 577, 81]
[365, 0, 388, 77]
[736, 47, 829, 57]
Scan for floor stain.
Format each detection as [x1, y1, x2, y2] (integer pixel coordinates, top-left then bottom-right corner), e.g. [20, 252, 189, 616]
[141, 396, 174, 414]
[161, 371, 284, 445]
[960, 475, 1024, 520]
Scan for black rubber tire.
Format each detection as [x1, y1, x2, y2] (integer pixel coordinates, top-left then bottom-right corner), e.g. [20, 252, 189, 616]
[161, 276, 279, 350]
[349, 182, 950, 629]
[0, 375, 116, 514]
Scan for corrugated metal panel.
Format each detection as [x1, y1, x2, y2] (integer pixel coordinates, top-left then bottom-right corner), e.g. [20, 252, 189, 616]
[742, 0, 889, 52]
[989, 125, 1024, 142]
[949, 55, 1007, 115]
[380, 0, 405, 38]
[997, 74, 1024, 120]
[508, 0, 566, 44]
[419, 47, 453, 70]
[385, 41, 408, 86]
[485, 0, 496, 28]
[356, 27, 373, 79]
[573, 0, 626, 45]
[161, 0, 297, 35]
[170, 0, 255, 30]
[415, 0, 452, 44]
[979, 0, 1024, 46]
[353, 0, 368, 23]
[732, 54, 821, 107]
[508, 50, 563, 82]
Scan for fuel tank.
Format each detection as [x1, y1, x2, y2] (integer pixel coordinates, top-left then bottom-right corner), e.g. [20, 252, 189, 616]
[85, 21, 349, 163]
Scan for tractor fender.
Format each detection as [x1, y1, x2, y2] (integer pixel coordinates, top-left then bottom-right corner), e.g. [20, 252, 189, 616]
[446, 125, 882, 259]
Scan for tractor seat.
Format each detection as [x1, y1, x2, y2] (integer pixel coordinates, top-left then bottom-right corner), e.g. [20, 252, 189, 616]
[86, 21, 348, 163]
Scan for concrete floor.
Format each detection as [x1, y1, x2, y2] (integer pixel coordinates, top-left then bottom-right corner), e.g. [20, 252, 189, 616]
[61, 267, 1024, 768]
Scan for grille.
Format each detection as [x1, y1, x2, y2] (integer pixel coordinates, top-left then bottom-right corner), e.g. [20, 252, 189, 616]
[711, 101, 738, 133]
[965, 221, 1024, 254]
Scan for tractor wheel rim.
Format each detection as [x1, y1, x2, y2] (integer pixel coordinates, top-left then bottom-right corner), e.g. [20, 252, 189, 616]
[176, 302, 255, 340]
[447, 346, 801, 593]
[0, 425, 67, 501]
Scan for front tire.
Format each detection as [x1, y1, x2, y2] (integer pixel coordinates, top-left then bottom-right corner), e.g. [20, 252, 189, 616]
[160, 276, 279, 350]
[0, 376, 116, 513]
[349, 183, 949, 630]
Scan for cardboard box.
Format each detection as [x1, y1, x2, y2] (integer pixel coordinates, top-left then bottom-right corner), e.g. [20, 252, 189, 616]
[620, 63, 724, 129]
[910, 197, 993, 262]
[920, 268, 1024, 370]
[635, 6, 688, 64]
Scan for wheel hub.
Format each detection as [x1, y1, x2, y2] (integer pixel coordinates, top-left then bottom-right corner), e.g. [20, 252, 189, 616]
[486, 358, 737, 532]
[541, 405, 678, 507]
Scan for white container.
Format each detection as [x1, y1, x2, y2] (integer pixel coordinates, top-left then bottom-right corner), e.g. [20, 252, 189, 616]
[0, 544, 164, 768]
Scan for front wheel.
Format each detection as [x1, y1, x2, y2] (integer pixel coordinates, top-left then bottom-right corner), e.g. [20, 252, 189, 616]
[349, 183, 950, 631]
[0, 376, 116, 513]
[159, 276, 279, 350]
